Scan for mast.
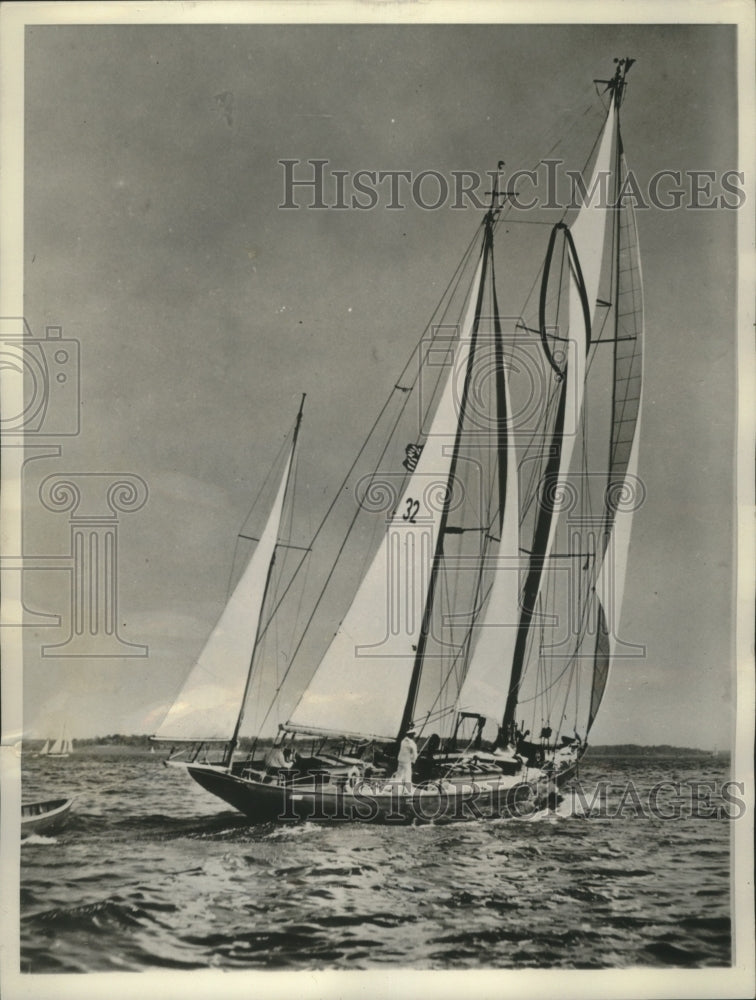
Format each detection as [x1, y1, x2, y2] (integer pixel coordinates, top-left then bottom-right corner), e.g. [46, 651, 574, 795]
[590, 58, 642, 730]
[501, 381, 569, 736]
[501, 61, 631, 739]
[397, 176, 502, 738]
[605, 56, 634, 541]
[223, 393, 305, 766]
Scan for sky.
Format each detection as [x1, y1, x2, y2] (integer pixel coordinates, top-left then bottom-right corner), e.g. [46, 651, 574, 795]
[11, 19, 744, 749]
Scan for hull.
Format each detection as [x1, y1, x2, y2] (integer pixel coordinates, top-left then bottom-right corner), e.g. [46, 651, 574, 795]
[187, 758, 578, 825]
[21, 798, 73, 836]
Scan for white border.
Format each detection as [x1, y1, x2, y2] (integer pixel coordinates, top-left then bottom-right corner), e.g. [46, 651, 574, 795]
[1, 3, 754, 999]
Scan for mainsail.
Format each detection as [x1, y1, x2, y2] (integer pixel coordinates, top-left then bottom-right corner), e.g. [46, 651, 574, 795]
[500, 95, 619, 734]
[154, 414, 301, 743]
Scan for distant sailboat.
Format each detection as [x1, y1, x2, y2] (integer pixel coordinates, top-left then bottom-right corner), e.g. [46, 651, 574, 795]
[154, 59, 643, 823]
[42, 724, 74, 759]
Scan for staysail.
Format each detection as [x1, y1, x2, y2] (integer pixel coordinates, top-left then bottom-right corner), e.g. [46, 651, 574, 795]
[287, 253, 487, 740]
[154, 434, 297, 743]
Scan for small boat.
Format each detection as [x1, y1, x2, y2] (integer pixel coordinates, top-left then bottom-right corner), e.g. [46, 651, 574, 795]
[154, 59, 642, 824]
[21, 798, 73, 836]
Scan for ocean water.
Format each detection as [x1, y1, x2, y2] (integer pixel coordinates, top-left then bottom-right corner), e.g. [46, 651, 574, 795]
[19, 750, 732, 972]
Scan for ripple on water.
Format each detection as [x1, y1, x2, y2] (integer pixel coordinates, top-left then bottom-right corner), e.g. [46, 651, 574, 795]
[19, 753, 733, 971]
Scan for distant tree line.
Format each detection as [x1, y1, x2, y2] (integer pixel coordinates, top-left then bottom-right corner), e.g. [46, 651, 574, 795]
[24, 735, 723, 756]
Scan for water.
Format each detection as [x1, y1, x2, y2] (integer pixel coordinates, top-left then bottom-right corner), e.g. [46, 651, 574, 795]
[20, 750, 732, 972]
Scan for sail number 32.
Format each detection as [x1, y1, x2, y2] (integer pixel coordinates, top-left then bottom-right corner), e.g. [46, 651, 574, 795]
[402, 498, 420, 523]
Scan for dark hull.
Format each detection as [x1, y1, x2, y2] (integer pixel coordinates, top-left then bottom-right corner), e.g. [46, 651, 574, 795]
[188, 761, 578, 825]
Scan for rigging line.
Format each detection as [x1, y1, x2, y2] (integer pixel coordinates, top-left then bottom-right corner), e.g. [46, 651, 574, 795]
[512, 594, 539, 708]
[416, 704, 456, 733]
[253, 262, 489, 651]
[553, 658, 579, 746]
[259, 235, 488, 734]
[296, 220, 482, 546]
[580, 376, 596, 530]
[226, 431, 292, 599]
[486, 249, 506, 534]
[518, 386, 561, 525]
[254, 365, 437, 738]
[395, 222, 485, 390]
[416, 235, 491, 436]
[494, 93, 607, 331]
[515, 648, 582, 707]
[421, 591, 486, 727]
[501, 218, 563, 226]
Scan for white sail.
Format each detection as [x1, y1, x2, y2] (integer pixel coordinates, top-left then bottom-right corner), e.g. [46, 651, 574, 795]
[288, 253, 486, 739]
[456, 361, 520, 721]
[39, 740, 50, 755]
[539, 102, 618, 605]
[591, 148, 644, 724]
[596, 399, 642, 660]
[154, 442, 295, 742]
[570, 101, 617, 326]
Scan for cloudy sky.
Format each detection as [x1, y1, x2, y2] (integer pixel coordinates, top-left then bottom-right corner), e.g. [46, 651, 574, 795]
[12, 16, 743, 749]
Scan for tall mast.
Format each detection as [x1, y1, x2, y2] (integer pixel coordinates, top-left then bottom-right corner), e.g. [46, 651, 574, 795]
[224, 393, 306, 765]
[397, 171, 504, 738]
[501, 381, 569, 736]
[501, 61, 632, 739]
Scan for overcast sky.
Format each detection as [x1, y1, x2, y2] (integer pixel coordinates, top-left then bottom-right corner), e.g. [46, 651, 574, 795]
[16, 20, 741, 749]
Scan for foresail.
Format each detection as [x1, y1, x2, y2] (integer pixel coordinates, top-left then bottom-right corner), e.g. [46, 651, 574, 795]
[154, 442, 295, 742]
[287, 253, 486, 740]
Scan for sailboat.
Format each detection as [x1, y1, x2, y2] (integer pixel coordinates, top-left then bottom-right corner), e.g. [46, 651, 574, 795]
[41, 724, 74, 759]
[154, 59, 643, 823]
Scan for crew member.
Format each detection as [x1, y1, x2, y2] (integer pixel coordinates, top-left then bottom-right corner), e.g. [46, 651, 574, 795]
[393, 729, 418, 790]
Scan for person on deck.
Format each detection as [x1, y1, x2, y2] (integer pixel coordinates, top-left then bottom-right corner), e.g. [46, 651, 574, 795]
[393, 729, 418, 790]
[264, 745, 292, 771]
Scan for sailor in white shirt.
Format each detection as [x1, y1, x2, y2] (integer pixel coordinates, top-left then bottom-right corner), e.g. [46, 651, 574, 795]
[393, 729, 418, 790]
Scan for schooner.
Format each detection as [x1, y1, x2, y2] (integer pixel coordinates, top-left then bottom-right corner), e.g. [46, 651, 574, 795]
[153, 59, 643, 823]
